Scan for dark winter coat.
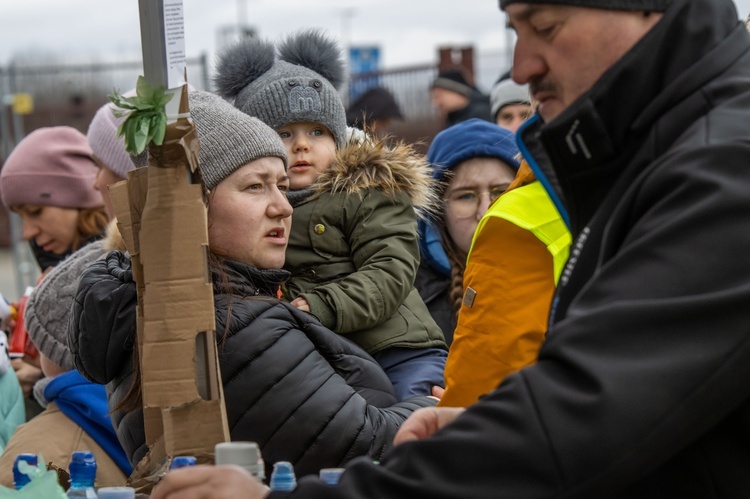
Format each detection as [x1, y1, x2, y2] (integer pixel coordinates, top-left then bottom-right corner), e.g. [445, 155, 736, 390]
[69, 251, 435, 477]
[269, 0, 750, 496]
[444, 90, 492, 129]
[414, 258, 454, 346]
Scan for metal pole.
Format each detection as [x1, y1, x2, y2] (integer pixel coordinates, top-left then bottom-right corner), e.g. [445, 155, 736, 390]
[3, 64, 36, 297]
[0, 67, 10, 160]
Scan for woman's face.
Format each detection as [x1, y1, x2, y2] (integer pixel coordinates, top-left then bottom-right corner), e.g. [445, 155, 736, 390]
[443, 157, 517, 256]
[93, 159, 123, 220]
[208, 156, 293, 269]
[15, 204, 80, 255]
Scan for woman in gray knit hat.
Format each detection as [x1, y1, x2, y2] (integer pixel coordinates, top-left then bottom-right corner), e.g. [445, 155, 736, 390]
[214, 29, 448, 402]
[70, 90, 436, 479]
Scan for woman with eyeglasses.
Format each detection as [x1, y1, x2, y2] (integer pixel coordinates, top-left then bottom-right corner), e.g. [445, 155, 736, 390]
[416, 118, 520, 346]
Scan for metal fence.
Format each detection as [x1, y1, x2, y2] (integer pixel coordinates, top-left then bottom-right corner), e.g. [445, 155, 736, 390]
[0, 56, 210, 295]
[0, 55, 209, 159]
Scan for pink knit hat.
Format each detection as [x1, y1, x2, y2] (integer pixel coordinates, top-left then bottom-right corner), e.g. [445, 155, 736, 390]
[86, 100, 135, 180]
[0, 126, 103, 210]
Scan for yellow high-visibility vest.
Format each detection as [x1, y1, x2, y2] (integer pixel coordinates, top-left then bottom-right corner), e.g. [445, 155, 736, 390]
[469, 181, 571, 284]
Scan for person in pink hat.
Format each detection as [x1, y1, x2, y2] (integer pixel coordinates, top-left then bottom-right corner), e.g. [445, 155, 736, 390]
[1, 126, 108, 272]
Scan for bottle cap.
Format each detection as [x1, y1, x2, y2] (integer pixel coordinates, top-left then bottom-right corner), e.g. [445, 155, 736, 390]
[319, 468, 345, 486]
[215, 442, 264, 480]
[170, 456, 197, 469]
[270, 461, 297, 491]
[97, 487, 136, 499]
[13, 454, 38, 489]
[69, 451, 97, 486]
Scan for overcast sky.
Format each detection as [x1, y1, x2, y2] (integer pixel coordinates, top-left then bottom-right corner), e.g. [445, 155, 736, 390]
[1, 0, 749, 90]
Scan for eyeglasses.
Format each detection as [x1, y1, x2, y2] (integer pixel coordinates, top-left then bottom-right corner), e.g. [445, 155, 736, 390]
[444, 186, 508, 219]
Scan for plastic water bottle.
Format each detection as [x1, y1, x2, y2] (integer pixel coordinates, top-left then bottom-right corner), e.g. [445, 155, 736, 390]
[66, 451, 98, 498]
[319, 468, 345, 486]
[170, 456, 197, 469]
[215, 442, 265, 482]
[269, 461, 296, 492]
[12, 453, 38, 490]
[97, 487, 136, 499]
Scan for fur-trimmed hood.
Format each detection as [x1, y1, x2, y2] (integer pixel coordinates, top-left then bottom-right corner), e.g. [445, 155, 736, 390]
[311, 128, 440, 215]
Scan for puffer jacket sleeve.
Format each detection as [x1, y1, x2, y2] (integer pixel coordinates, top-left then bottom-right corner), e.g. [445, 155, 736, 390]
[69, 250, 138, 384]
[216, 298, 435, 477]
[302, 190, 420, 334]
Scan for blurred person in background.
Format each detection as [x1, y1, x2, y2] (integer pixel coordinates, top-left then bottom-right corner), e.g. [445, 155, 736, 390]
[0, 331, 24, 453]
[87, 96, 140, 219]
[0, 236, 131, 488]
[430, 68, 492, 128]
[346, 86, 404, 138]
[489, 78, 533, 133]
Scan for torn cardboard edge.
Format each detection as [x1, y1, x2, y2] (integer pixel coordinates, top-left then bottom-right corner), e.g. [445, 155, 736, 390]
[111, 84, 229, 491]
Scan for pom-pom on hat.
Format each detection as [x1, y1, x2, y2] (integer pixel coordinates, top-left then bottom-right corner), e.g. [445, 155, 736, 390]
[500, 0, 672, 11]
[0, 126, 103, 210]
[214, 29, 348, 148]
[87, 99, 136, 180]
[187, 90, 288, 191]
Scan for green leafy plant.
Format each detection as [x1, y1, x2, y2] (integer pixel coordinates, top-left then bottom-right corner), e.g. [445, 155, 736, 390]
[109, 76, 174, 155]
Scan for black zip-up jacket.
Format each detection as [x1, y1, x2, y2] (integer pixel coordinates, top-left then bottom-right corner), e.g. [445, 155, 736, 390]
[271, 0, 750, 496]
[68, 251, 434, 478]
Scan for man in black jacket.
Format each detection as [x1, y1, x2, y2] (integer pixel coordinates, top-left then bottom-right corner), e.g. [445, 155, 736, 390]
[152, 0, 750, 496]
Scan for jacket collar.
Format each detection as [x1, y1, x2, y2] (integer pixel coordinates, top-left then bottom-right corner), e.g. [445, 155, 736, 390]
[519, 0, 747, 236]
[212, 259, 289, 298]
[313, 131, 439, 212]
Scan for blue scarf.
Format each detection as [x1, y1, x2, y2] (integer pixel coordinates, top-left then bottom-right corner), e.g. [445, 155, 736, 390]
[43, 370, 133, 475]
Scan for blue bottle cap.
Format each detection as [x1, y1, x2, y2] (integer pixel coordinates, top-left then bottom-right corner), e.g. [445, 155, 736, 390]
[319, 468, 345, 486]
[69, 451, 97, 487]
[13, 454, 38, 489]
[269, 461, 296, 491]
[170, 456, 197, 469]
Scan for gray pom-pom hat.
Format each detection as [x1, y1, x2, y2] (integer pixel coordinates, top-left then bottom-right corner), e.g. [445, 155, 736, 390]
[214, 29, 347, 149]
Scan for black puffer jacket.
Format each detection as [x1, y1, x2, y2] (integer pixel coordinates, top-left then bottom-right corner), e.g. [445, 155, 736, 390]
[69, 251, 434, 477]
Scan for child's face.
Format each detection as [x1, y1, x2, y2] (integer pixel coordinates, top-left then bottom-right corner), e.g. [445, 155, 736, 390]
[277, 122, 336, 190]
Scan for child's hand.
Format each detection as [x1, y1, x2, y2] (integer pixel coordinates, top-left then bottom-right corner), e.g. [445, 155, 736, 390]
[290, 297, 310, 312]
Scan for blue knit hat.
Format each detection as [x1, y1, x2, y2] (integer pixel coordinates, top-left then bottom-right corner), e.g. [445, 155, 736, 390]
[419, 119, 521, 276]
[427, 118, 521, 181]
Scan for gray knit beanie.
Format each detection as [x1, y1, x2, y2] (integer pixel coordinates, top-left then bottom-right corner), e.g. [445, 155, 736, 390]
[188, 90, 288, 191]
[25, 240, 107, 371]
[500, 0, 672, 10]
[213, 29, 347, 149]
[490, 80, 531, 121]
